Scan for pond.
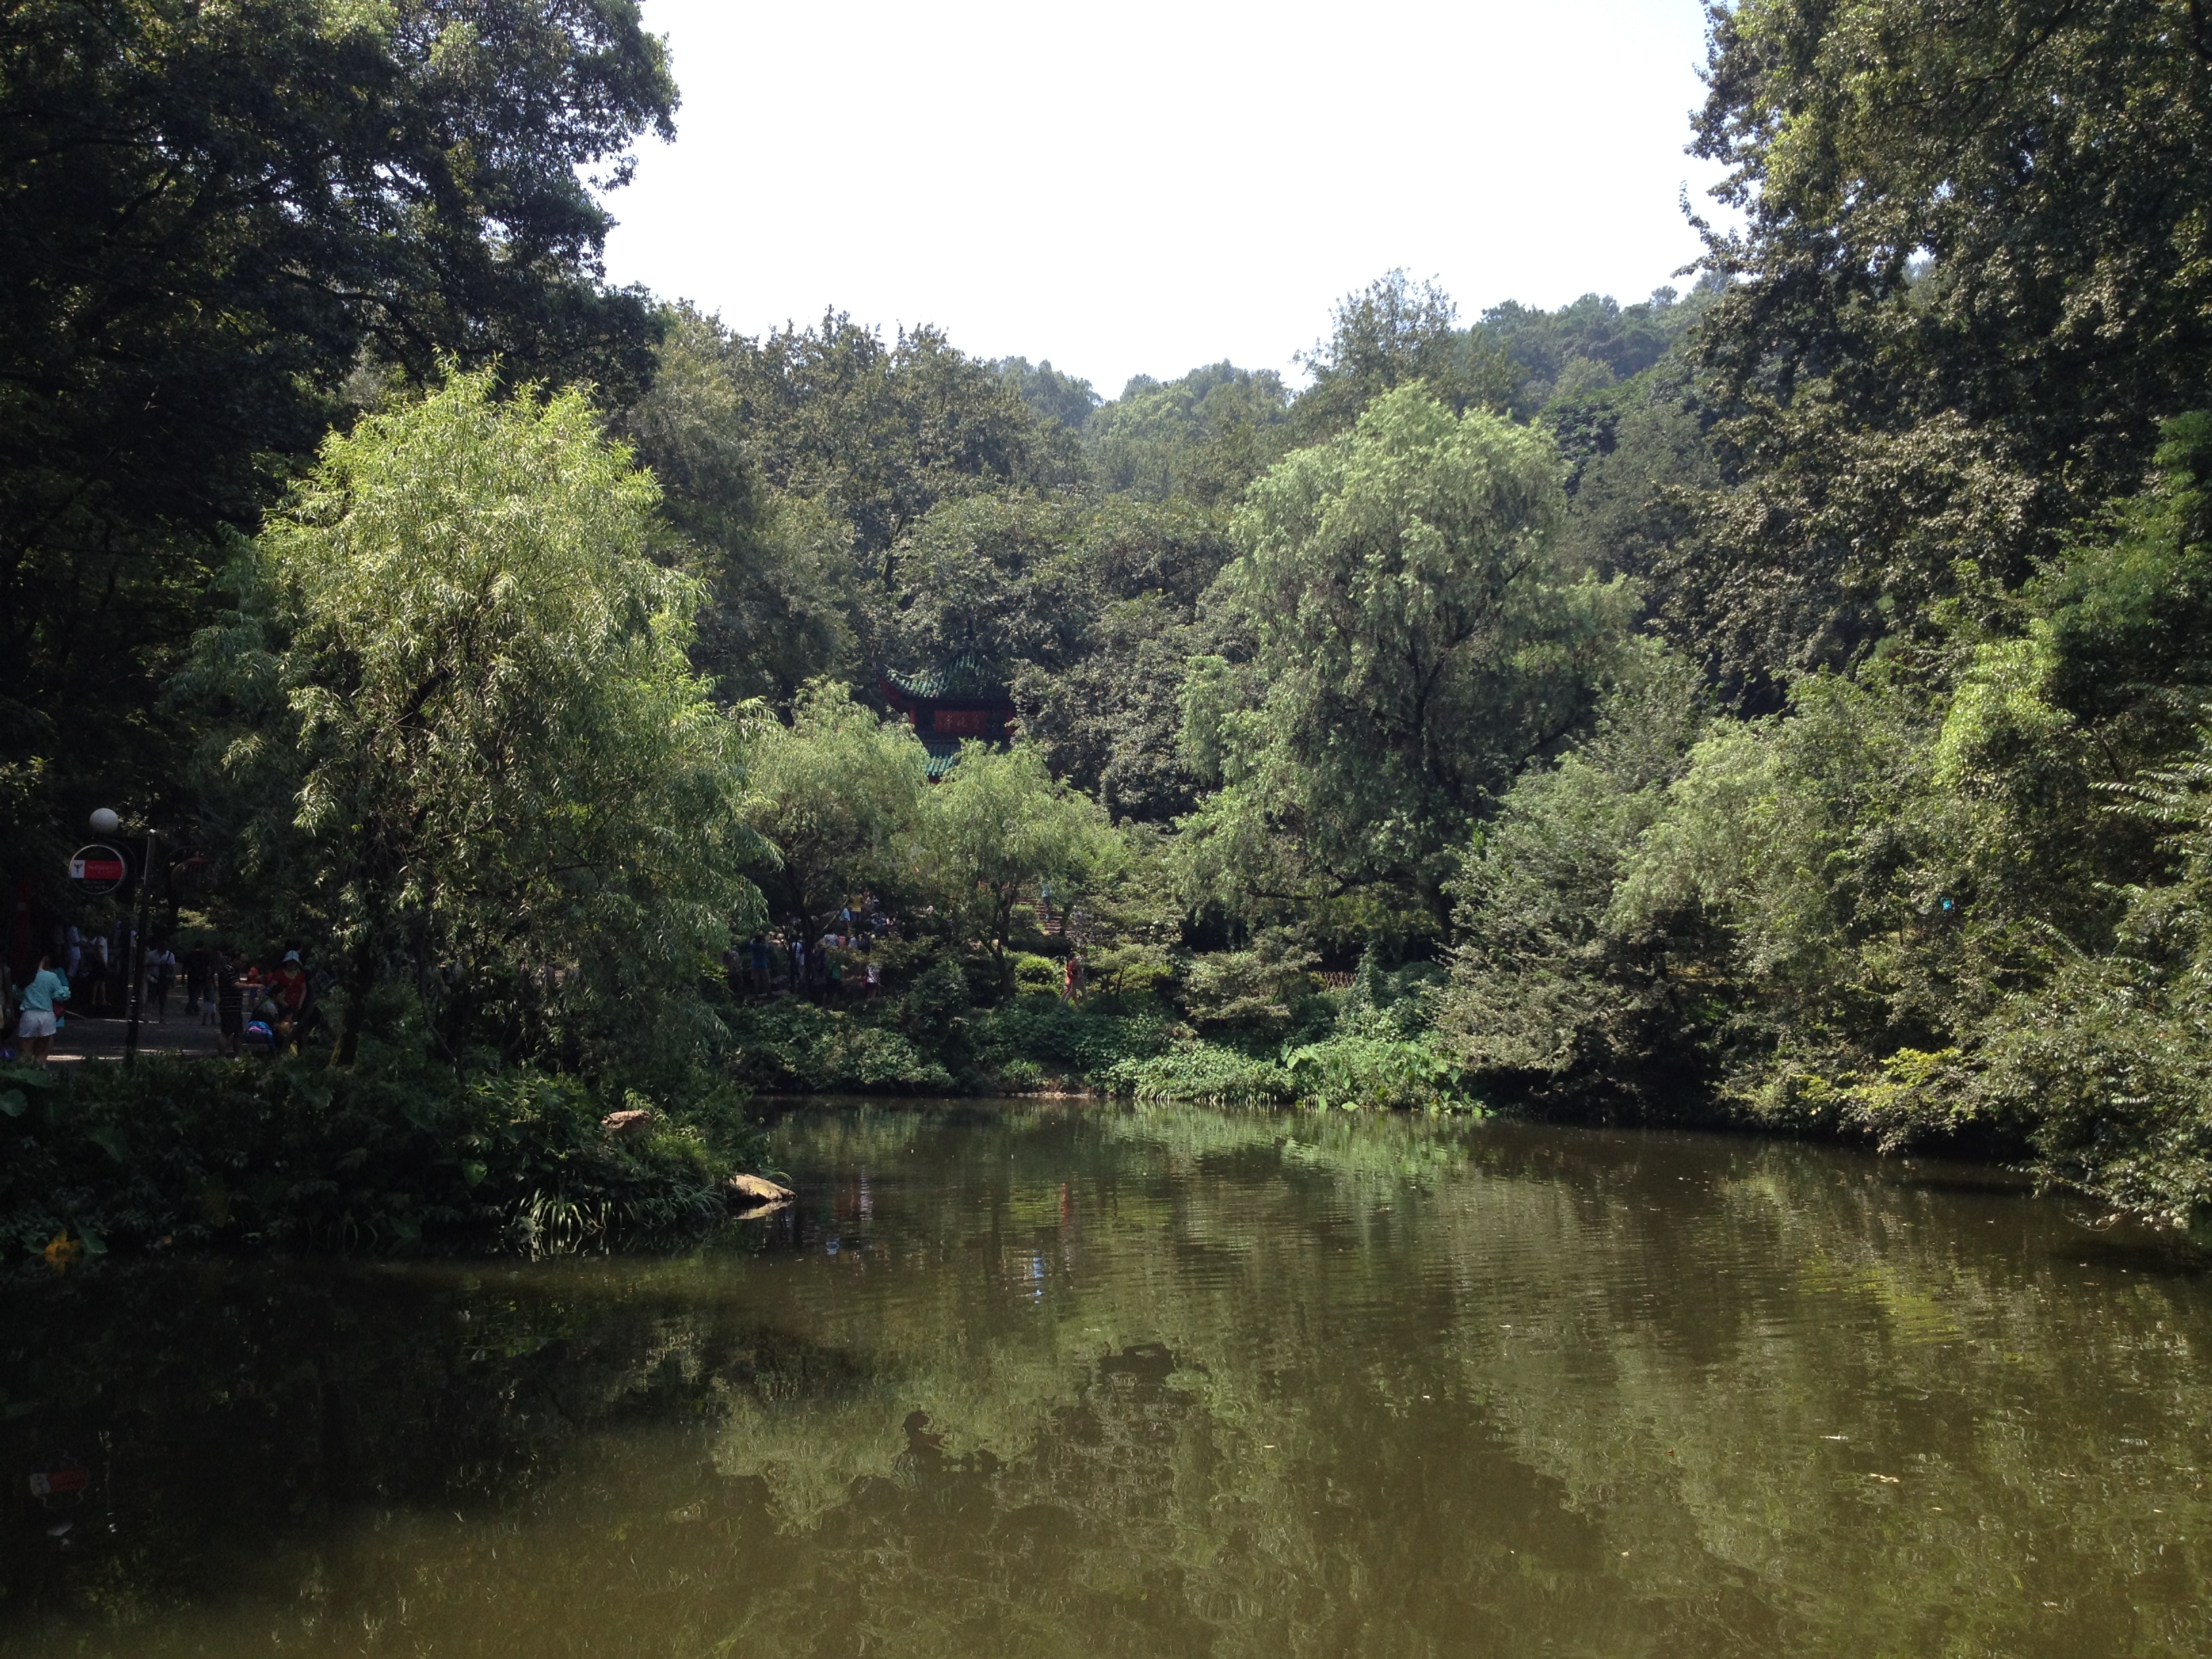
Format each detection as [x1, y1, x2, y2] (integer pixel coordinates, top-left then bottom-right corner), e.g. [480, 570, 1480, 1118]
[3, 1101, 2208, 1657]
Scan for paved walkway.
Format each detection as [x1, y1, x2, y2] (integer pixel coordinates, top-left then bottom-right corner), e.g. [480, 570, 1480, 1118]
[37, 1010, 226, 1066]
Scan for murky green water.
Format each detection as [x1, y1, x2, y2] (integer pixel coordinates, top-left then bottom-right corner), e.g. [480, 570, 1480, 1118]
[3, 1102, 2209, 1657]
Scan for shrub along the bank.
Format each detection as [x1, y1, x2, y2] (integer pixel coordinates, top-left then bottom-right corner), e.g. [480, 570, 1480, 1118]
[0, 1050, 767, 1259]
[1283, 1031, 1479, 1113]
[970, 996, 1176, 1089]
[724, 989, 1179, 1096]
[1104, 1041, 1294, 1105]
[725, 1000, 956, 1094]
[1103, 1031, 1483, 1111]
[722, 947, 1488, 1112]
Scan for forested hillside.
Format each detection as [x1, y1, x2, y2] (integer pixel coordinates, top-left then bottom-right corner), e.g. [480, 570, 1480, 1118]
[5, 0, 2212, 1248]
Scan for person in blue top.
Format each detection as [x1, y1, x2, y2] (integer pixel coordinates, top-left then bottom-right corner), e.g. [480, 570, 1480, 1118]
[16, 951, 70, 1066]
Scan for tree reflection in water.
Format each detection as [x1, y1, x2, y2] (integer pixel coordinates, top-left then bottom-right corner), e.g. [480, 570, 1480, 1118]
[3, 1101, 2209, 1657]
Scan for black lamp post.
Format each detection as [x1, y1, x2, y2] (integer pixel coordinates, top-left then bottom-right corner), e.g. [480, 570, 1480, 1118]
[91, 808, 155, 1069]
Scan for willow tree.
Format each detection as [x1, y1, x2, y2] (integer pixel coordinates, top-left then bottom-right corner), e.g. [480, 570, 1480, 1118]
[199, 369, 758, 1068]
[1, 0, 678, 881]
[1180, 385, 1637, 938]
[737, 679, 930, 951]
[920, 741, 1123, 986]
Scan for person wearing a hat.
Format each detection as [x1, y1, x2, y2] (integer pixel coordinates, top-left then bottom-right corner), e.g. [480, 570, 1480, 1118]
[272, 948, 310, 1048]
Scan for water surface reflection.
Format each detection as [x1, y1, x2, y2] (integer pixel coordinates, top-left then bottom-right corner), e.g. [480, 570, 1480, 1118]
[3, 1102, 2207, 1656]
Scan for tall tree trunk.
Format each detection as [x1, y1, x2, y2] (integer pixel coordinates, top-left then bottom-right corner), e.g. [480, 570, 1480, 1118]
[331, 845, 392, 1067]
[330, 927, 380, 1066]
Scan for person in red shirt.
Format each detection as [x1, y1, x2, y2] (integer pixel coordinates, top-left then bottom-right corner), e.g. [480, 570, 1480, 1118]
[272, 949, 307, 1013]
[272, 949, 309, 1049]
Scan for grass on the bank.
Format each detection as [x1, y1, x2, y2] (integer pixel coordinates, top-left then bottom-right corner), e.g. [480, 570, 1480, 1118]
[724, 968, 1485, 1114]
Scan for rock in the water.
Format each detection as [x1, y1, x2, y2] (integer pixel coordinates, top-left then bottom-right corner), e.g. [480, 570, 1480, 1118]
[728, 1172, 794, 1206]
[601, 1107, 658, 1139]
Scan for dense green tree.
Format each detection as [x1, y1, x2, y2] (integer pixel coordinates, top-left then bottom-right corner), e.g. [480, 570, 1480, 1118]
[0, 0, 678, 889]
[1291, 271, 1521, 442]
[1010, 500, 1239, 823]
[1477, 285, 1718, 414]
[1698, 0, 2212, 482]
[1538, 357, 1748, 705]
[1458, 291, 1735, 701]
[1181, 386, 1637, 937]
[188, 369, 754, 1070]
[618, 308, 866, 705]
[880, 495, 1094, 682]
[996, 357, 1101, 433]
[617, 306, 1084, 707]
[1683, 0, 2212, 683]
[1970, 726, 2212, 1226]
[2027, 412, 2212, 740]
[876, 493, 1235, 823]
[918, 741, 1122, 987]
[737, 680, 930, 951]
[1441, 655, 1980, 1124]
[720, 310, 1078, 574]
[1678, 384, 2043, 701]
[1434, 651, 1713, 1104]
[1435, 412, 2212, 1220]
[1555, 381, 1719, 589]
[1087, 362, 1294, 507]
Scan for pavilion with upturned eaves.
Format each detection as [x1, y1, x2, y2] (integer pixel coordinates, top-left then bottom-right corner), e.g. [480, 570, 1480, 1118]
[876, 653, 1017, 778]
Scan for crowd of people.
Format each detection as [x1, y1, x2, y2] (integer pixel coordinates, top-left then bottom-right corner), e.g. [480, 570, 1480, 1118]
[8, 898, 1097, 1069]
[726, 911, 886, 1006]
[3, 934, 321, 1067]
[718, 903, 1090, 1010]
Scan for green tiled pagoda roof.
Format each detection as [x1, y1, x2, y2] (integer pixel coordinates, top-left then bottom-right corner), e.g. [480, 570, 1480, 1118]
[880, 651, 1010, 704]
[920, 735, 964, 778]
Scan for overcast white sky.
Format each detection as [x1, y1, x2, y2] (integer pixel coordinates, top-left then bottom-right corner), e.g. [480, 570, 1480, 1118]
[600, 0, 1729, 399]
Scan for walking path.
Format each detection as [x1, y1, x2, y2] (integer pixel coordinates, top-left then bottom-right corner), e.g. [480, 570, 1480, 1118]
[39, 1011, 225, 1066]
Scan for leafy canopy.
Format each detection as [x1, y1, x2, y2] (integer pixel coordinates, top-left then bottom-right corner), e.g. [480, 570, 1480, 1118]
[1087, 362, 1294, 508]
[919, 742, 1123, 983]
[1682, 0, 2212, 685]
[1292, 271, 1521, 442]
[617, 308, 867, 706]
[720, 310, 1078, 566]
[738, 680, 930, 949]
[0, 0, 678, 890]
[199, 368, 755, 1070]
[1183, 385, 1636, 935]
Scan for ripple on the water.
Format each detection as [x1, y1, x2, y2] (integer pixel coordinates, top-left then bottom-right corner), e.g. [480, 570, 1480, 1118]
[1, 1101, 2207, 1658]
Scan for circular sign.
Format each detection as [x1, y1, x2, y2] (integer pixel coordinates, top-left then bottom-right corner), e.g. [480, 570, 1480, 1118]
[68, 844, 128, 896]
[28, 1456, 89, 1504]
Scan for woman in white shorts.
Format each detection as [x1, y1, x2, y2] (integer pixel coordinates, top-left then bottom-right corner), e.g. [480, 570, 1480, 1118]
[16, 951, 71, 1065]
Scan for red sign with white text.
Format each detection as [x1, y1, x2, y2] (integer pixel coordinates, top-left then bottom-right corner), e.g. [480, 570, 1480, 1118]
[68, 844, 127, 896]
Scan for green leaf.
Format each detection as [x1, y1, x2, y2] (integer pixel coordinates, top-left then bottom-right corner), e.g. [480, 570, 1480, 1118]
[462, 1160, 489, 1189]
[0, 1090, 24, 1118]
